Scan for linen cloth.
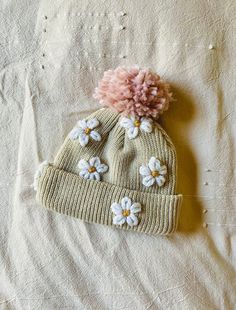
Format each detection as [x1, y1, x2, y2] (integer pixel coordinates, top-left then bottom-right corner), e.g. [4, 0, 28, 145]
[0, 0, 236, 309]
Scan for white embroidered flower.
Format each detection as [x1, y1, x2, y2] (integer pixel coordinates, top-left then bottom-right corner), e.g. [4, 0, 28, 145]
[111, 197, 141, 227]
[33, 160, 48, 191]
[78, 157, 108, 181]
[120, 116, 152, 139]
[139, 157, 167, 187]
[69, 118, 101, 147]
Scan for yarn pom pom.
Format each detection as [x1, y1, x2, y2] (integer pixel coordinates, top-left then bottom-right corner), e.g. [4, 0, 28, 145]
[93, 66, 173, 119]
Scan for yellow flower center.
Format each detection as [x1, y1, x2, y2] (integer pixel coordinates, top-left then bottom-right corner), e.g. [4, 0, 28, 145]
[122, 210, 130, 217]
[88, 166, 96, 173]
[151, 170, 159, 177]
[134, 120, 141, 127]
[84, 127, 91, 134]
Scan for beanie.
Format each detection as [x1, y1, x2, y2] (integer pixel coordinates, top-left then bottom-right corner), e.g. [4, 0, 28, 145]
[34, 66, 182, 236]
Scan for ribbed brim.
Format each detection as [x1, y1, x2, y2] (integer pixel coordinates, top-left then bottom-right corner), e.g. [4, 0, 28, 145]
[36, 164, 182, 236]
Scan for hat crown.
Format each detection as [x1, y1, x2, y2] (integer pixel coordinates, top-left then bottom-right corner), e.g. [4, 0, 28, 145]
[54, 108, 177, 195]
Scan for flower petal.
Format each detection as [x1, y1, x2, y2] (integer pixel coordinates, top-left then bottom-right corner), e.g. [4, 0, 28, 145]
[79, 170, 90, 179]
[126, 214, 138, 226]
[90, 130, 101, 142]
[130, 203, 141, 214]
[96, 163, 108, 173]
[113, 215, 126, 226]
[93, 171, 101, 181]
[69, 128, 81, 140]
[111, 203, 122, 215]
[89, 157, 101, 167]
[148, 157, 160, 171]
[78, 119, 87, 129]
[127, 127, 139, 139]
[156, 175, 166, 187]
[79, 133, 89, 146]
[159, 165, 167, 175]
[88, 172, 95, 180]
[142, 175, 155, 187]
[139, 165, 151, 176]
[78, 159, 90, 170]
[87, 118, 99, 129]
[120, 117, 134, 129]
[79, 168, 88, 177]
[140, 118, 152, 133]
[155, 160, 161, 170]
[121, 197, 132, 210]
[88, 172, 100, 181]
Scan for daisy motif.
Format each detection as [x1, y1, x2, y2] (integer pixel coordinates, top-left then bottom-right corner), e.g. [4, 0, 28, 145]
[78, 157, 108, 181]
[69, 118, 101, 147]
[120, 116, 153, 139]
[33, 160, 48, 191]
[111, 197, 141, 227]
[139, 157, 167, 187]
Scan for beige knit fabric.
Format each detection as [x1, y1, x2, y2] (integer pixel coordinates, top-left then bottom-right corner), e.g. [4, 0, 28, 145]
[36, 108, 182, 235]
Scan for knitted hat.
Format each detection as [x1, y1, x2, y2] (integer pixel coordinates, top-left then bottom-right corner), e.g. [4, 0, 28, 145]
[35, 66, 182, 236]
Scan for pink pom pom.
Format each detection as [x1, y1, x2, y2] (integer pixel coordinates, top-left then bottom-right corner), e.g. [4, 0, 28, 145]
[93, 66, 173, 119]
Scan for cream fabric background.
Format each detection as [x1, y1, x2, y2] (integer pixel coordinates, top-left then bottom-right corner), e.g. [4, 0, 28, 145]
[1, 0, 236, 309]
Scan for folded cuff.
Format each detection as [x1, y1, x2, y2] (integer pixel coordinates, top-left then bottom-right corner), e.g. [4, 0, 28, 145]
[36, 165, 182, 236]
